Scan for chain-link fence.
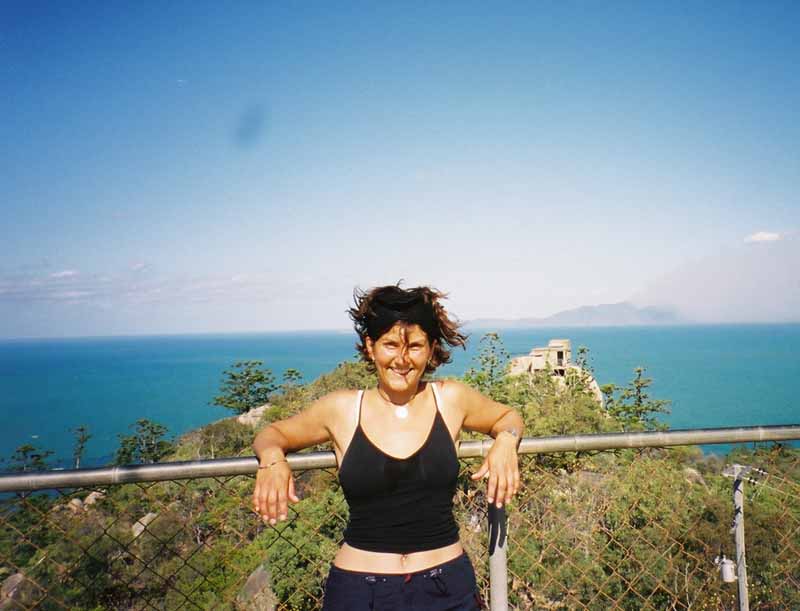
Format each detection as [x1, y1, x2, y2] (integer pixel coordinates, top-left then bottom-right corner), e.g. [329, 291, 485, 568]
[507, 449, 800, 610]
[1, 429, 799, 610]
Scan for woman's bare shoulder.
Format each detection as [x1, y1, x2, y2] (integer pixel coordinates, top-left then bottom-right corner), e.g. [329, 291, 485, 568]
[434, 378, 501, 417]
[270, 389, 360, 448]
[309, 389, 361, 421]
[435, 378, 475, 399]
[432, 378, 478, 411]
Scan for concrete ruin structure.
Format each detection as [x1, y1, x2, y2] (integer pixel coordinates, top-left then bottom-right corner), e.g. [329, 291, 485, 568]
[509, 339, 573, 376]
[509, 339, 604, 404]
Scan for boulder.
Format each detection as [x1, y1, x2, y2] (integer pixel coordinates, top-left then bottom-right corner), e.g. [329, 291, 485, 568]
[468, 513, 482, 533]
[576, 470, 605, 488]
[66, 498, 84, 513]
[83, 491, 105, 507]
[132, 512, 158, 539]
[235, 565, 277, 611]
[237, 405, 271, 428]
[0, 573, 42, 610]
[683, 467, 708, 488]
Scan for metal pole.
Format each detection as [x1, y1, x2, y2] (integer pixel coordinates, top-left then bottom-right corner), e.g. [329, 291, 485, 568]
[514, 424, 800, 455]
[3, 424, 800, 492]
[724, 464, 750, 611]
[488, 504, 508, 610]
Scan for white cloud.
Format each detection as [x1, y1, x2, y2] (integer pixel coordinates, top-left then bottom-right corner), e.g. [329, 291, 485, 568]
[1, 268, 288, 312]
[50, 269, 79, 278]
[51, 290, 93, 300]
[744, 231, 782, 243]
[131, 262, 150, 272]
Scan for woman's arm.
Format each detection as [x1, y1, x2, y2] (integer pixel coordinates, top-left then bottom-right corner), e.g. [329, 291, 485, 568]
[444, 380, 525, 509]
[251, 391, 345, 524]
[252, 401, 331, 463]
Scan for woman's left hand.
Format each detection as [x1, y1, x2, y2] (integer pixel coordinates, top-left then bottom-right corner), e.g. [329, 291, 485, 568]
[470, 432, 520, 508]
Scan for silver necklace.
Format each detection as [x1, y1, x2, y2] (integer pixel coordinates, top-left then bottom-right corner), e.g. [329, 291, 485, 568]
[378, 389, 412, 419]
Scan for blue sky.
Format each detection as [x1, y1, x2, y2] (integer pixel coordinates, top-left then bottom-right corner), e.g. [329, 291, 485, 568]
[2, 2, 798, 337]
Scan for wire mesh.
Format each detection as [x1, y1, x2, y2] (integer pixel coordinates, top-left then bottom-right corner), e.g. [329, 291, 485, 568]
[0, 445, 798, 610]
[505, 446, 800, 610]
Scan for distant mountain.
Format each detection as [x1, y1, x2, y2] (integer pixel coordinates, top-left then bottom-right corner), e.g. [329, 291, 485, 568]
[466, 302, 684, 329]
[465, 240, 799, 329]
[631, 239, 800, 324]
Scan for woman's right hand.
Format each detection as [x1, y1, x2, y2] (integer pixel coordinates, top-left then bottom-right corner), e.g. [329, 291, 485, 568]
[252, 458, 300, 525]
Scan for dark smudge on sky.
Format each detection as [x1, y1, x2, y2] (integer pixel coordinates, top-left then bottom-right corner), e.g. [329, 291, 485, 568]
[234, 104, 266, 149]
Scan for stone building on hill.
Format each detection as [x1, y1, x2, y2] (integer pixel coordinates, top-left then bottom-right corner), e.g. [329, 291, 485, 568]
[510, 339, 604, 405]
[510, 339, 572, 376]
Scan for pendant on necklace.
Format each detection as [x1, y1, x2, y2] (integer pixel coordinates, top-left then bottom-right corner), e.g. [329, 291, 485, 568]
[394, 405, 409, 419]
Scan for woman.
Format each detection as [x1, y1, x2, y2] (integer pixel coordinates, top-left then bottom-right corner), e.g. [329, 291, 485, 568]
[252, 285, 524, 610]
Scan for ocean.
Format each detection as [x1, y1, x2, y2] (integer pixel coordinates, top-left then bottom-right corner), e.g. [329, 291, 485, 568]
[1, 324, 798, 467]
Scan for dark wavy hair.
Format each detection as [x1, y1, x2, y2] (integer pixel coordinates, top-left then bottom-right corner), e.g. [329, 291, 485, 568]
[348, 283, 468, 374]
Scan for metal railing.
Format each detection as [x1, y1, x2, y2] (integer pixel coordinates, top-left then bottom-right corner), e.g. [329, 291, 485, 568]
[1, 425, 799, 610]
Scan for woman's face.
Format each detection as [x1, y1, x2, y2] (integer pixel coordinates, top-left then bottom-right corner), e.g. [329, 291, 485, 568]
[367, 323, 433, 394]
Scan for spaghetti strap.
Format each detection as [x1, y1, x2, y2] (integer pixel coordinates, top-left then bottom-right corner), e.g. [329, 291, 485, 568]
[430, 382, 443, 413]
[354, 390, 364, 426]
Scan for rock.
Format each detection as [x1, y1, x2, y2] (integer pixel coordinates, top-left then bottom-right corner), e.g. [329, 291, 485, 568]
[468, 513, 482, 533]
[66, 498, 84, 513]
[0, 573, 42, 610]
[132, 512, 158, 539]
[684, 467, 707, 488]
[237, 405, 270, 428]
[83, 491, 105, 507]
[576, 470, 605, 487]
[235, 565, 277, 611]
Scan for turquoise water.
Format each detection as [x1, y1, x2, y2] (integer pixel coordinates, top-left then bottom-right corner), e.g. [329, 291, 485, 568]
[1, 324, 798, 467]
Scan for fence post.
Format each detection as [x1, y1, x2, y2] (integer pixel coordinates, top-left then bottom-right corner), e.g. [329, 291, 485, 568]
[723, 464, 750, 611]
[488, 503, 508, 610]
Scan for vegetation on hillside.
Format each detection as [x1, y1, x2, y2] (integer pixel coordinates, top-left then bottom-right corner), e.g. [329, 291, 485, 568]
[0, 341, 798, 610]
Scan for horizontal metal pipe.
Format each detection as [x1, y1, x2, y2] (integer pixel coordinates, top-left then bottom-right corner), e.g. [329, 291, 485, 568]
[1, 424, 798, 492]
[0, 455, 336, 493]
[516, 424, 800, 454]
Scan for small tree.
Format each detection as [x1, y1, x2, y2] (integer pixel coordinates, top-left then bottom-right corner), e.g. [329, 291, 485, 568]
[115, 419, 173, 465]
[71, 424, 91, 469]
[213, 360, 277, 414]
[566, 345, 597, 396]
[603, 366, 670, 431]
[575, 345, 593, 376]
[463, 332, 510, 400]
[282, 368, 303, 387]
[7, 444, 54, 472]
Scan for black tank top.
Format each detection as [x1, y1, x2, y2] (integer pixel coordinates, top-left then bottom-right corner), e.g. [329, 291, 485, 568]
[338, 383, 460, 553]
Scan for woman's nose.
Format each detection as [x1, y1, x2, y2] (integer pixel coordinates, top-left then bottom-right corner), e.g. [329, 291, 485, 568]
[395, 346, 410, 364]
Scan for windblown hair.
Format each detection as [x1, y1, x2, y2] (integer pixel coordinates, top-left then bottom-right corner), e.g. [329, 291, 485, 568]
[348, 284, 468, 374]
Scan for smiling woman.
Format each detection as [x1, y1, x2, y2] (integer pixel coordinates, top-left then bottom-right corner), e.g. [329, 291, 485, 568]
[252, 284, 524, 610]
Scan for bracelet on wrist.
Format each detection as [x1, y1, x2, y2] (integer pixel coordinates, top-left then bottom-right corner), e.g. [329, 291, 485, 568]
[258, 458, 288, 470]
[496, 428, 522, 449]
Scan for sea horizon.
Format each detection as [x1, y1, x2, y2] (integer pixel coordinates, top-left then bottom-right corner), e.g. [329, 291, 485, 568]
[2, 319, 800, 343]
[1, 322, 798, 468]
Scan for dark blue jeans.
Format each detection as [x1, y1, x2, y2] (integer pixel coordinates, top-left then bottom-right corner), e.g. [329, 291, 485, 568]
[322, 553, 482, 610]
